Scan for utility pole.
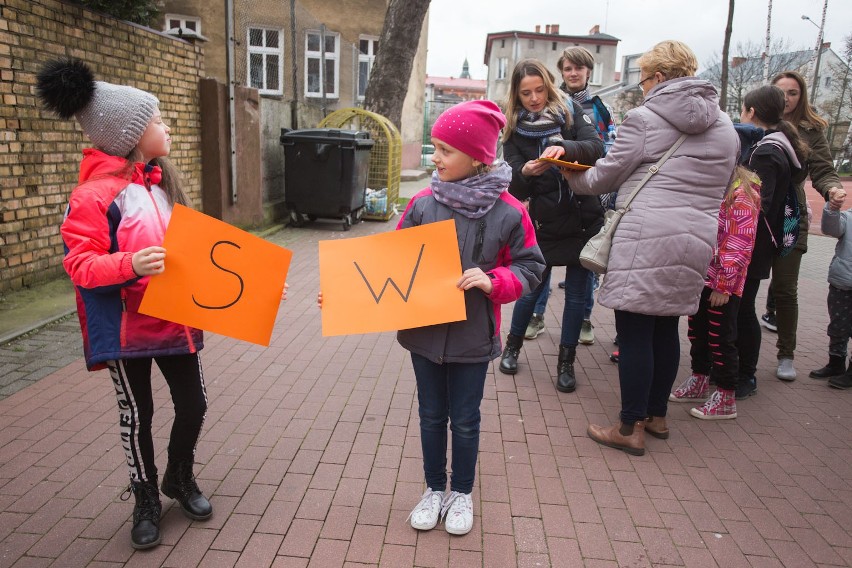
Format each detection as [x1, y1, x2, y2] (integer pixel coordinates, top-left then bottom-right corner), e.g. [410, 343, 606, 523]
[804, 0, 829, 101]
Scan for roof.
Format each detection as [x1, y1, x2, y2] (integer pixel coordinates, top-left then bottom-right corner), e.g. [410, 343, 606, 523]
[425, 76, 487, 90]
[484, 30, 620, 64]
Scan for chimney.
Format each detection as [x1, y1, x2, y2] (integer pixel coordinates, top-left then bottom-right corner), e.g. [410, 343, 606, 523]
[589, 24, 600, 35]
[822, 41, 831, 49]
[732, 56, 746, 68]
[551, 24, 559, 34]
[545, 25, 551, 34]
[535, 24, 540, 33]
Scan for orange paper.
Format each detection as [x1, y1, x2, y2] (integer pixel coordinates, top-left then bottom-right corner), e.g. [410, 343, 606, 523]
[536, 157, 592, 171]
[319, 219, 466, 336]
[139, 204, 292, 346]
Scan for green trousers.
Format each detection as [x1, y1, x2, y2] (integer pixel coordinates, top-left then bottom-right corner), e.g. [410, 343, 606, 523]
[765, 249, 804, 359]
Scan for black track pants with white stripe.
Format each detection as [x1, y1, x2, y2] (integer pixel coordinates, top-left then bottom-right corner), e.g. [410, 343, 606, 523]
[108, 353, 208, 483]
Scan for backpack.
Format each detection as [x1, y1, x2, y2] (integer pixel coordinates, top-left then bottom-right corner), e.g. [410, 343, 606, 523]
[749, 138, 800, 257]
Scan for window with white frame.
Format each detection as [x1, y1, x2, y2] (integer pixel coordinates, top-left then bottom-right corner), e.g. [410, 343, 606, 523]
[305, 30, 340, 98]
[164, 14, 201, 34]
[497, 57, 508, 80]
[590, 64, 603, 86]
[358, 36, 379, 100]
[247, 27, 283, 95]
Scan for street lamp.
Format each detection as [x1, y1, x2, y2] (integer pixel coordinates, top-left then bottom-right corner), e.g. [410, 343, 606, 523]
[801, 14, 819, 29]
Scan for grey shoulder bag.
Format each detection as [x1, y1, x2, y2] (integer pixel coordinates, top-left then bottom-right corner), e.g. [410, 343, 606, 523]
[579, 133, 688, 274]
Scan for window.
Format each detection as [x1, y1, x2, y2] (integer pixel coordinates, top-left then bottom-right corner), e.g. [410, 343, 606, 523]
[358, 36, 379, 100]
[501, 39, 505, 48]
[825, 75, 832, 88]
[164, 14, 201, 34]
[247, 27, 283, 95]
[596, 45, 601, 54]
[497, 57, 508, 80]
[306, 30, 340, 98]
[590, 64, 603, 86]
[528, 39, 535, 48]
[552, 41, 557, 51]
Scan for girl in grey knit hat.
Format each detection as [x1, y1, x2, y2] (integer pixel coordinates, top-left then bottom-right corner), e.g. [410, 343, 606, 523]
[36, 57, 212, 550]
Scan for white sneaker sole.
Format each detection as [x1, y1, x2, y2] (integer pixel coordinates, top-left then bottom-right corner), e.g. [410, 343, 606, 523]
[411, 516, 439, 531]
[668, 394, 707, 402]
[689, 408, 737, 420]
[445, 522, 473, 535]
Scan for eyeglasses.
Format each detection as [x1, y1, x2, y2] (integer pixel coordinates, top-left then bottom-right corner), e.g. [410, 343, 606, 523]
[637, 75, 656, 88]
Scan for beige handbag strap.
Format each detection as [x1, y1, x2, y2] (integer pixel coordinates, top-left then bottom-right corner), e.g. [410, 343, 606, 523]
[621, 133, 688, 211]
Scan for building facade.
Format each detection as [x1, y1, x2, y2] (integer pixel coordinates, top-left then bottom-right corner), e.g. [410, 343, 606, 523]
[158, 0, 428, 206]
[484, 24, 619, 104]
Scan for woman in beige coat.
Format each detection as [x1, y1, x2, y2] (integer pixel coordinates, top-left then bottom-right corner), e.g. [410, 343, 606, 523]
[562, 41, 738, 455]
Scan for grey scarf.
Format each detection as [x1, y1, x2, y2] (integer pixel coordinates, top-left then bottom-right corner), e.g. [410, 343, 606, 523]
[431, 161, 512, 219]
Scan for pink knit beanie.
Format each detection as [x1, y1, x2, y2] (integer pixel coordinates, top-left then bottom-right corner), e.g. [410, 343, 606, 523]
[431, 100, 506, 164]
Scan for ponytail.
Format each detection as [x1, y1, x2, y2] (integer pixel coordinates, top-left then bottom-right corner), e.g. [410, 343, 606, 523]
[110, 149, 190, 207]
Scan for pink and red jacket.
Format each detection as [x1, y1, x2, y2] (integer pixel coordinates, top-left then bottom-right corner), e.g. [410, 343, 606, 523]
[61, 149, 203, 370]
[395, 188, 544, 364]
[705, 173, 761, 297]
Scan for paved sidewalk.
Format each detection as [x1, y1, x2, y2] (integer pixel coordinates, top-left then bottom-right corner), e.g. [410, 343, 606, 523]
[1, 198, 851, 567]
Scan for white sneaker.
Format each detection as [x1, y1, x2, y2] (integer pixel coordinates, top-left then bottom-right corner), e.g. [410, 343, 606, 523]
[407, 488, 443, 530]
[776, 358, 797, 382]
[441, 491, 473, 535]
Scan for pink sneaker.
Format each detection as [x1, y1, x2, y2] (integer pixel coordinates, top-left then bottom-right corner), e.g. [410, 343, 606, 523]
[669, 373, 709, 402]
[690, 388, 737, 420]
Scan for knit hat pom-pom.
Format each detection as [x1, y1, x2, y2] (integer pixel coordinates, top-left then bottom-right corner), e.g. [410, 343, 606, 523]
[36, 57, 96, 119]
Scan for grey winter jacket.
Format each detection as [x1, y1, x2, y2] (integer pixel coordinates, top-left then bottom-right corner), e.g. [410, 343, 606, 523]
[821, 204, 852, 290]
[396, 186, 545, 364]
[566, 77, 738, 316]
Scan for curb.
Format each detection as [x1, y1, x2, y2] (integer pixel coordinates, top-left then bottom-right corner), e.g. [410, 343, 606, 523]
[0, 308, 77, 346]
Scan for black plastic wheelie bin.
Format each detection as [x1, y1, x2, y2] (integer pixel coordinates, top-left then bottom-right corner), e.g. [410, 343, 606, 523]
[280, 128, 374, 231]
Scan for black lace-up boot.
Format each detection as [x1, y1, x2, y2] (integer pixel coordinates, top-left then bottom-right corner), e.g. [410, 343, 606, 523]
[556, 345, 577, 393]
[161, 460, 212, 520]
[499, 334, 524, 375]
[128, 480, 161, 549]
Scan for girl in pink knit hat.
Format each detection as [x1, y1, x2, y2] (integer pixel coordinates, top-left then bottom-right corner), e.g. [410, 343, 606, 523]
[395, 99, 545, 535]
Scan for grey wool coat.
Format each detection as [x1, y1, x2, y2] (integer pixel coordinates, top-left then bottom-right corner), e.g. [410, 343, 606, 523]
[566, 77, 739, 316]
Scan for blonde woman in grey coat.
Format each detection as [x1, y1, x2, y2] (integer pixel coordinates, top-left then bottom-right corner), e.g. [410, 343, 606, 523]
[562, 40, 738, 456]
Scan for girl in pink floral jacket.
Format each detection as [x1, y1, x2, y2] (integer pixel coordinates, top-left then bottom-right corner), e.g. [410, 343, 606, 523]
[670, 166, 761, 419]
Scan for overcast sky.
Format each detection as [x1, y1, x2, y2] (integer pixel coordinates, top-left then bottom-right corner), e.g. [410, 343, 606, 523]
[425, 0, 851, 79]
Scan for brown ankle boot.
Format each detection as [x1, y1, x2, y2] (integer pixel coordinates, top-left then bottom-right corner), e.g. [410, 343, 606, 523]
[644, 416, 669, 439]
[587, 420, 646, 456]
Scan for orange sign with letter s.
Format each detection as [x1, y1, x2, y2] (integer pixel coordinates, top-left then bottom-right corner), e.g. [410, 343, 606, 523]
[139, 204, 292, 346]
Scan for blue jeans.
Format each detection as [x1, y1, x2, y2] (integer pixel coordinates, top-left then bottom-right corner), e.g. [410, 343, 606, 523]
[533, 271, 551, 314]
[535, 271, 596, 319]
[411, 353, 488, 494]
[510, 265, 589, 346]
[585, 272, 598, 320]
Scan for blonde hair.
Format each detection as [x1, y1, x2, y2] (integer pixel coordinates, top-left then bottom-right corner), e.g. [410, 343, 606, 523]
[636, 40, 698, 80]
[771, 70, 828, 130]
[726, 166, 761, 210]
[502, 59, 570, 142]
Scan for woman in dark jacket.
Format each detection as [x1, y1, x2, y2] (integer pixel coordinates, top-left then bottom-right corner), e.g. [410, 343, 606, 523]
[736, 85, 808, 399]
[498, 59, 604, 393]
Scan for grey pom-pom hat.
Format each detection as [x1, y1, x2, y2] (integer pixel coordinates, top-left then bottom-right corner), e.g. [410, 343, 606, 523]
[77, 81, 159, 158]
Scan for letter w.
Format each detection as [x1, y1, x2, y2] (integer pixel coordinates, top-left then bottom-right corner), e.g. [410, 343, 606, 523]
[354, 244, 425, 304]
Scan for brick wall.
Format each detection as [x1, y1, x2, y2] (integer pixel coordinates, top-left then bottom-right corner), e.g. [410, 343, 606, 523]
[0, 0, 204, 293]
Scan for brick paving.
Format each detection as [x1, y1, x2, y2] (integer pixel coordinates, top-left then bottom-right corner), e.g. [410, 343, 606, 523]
[1, 197, 851, 566]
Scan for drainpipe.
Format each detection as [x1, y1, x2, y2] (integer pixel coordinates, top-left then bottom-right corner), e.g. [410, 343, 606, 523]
[226, 0, 238, 203]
